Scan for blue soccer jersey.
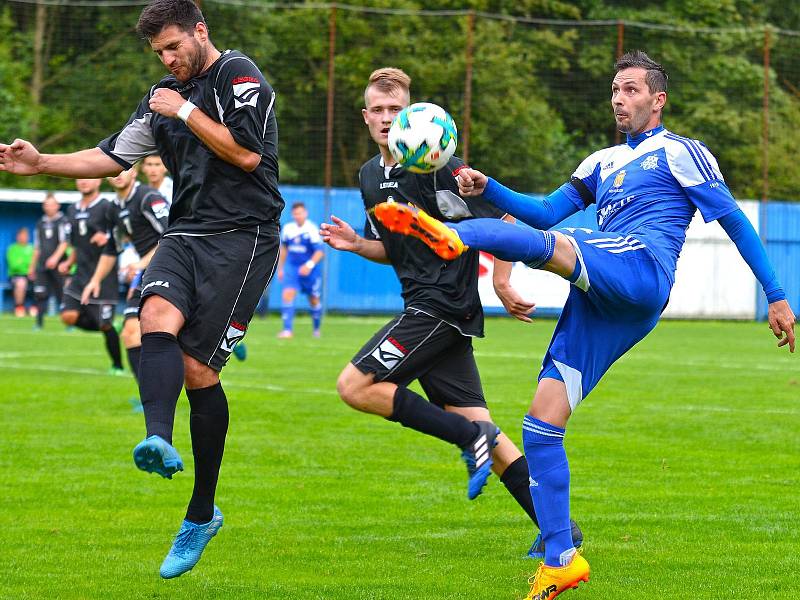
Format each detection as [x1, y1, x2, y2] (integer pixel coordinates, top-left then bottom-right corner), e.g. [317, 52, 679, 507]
[280, 220, 323, 266]
[560, 124, 740, 283]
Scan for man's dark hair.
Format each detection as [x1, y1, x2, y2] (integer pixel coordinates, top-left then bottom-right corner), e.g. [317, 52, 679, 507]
[291, 202, 306, 210]
[614, 50, 668, 93]
[137, 0, 206, 40]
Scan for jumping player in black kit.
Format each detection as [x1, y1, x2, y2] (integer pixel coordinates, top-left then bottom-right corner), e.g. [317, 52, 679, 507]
[59, 178, 124, 373]
[0, 0, 282, 579]
[30, 193, 68, 329]
[81, 164, 169, 391]
[320, 68, 583, 557]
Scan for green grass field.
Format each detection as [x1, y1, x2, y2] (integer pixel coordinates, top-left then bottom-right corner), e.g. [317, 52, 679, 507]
[1, 313, 798, 599]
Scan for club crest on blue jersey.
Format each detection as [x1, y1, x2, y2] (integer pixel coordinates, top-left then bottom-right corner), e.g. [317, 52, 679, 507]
[640, 155, 659, 171]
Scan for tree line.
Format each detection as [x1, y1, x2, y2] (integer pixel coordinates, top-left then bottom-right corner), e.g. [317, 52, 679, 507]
[1, 0, 798, 200]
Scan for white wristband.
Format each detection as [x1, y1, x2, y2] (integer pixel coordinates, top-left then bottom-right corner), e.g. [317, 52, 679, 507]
[305, 260, 316, 270]
[177, 101, 196, 122]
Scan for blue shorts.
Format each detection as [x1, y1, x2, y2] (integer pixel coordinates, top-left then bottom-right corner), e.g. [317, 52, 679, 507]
[539, 228, 672, 411]
[283, 263, 322, 298]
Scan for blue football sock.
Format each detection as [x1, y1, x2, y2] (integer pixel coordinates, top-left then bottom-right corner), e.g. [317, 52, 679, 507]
[450, 219, 556, 268]
[311, 305, 322, 331]
[281, 304, 295, 332]
[522, 415, 574, 567]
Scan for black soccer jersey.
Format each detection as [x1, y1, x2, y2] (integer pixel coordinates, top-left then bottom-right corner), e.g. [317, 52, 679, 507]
[33, 212, 68, 269]
[65, 196, 118, 298]
[104, 182, 169, 258]
[97, 50, 283, 235]
[359, 155, 505, 337]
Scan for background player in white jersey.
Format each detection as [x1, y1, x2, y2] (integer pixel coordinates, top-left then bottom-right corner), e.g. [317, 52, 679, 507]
[375, 51, 795, 599]
[140, 154, 173, 205]
[277, 202, 324, 338]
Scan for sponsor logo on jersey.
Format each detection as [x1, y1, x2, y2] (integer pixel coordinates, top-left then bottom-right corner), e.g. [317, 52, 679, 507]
[371, 336, 408, 369]
[220, 320, 247, 353]
[602, 160, 614, 170]
[640, 154, 659, 171]
[233, 79, 260, 109]
[142, 279, 170, 292]
[597, 195, 636, 226]
[379, 181, 398, 189]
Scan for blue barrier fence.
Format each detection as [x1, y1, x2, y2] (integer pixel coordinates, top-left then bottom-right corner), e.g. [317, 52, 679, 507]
[1, 187, 797, 319]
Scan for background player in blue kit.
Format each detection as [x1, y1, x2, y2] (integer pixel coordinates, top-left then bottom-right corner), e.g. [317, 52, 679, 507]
[277, 202, 324, 338]
[375, 50, 796, 600]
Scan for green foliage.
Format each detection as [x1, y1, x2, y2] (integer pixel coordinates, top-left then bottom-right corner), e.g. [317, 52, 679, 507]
[1, 0, 799, 200]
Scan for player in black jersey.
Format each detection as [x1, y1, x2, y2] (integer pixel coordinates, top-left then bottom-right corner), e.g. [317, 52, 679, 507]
[81, 164, 169, 393]
[321, 68, 582, 557]
[58, 179, 124, 373]
[29, 193, 68, 329]
[0, 0, 282, 578]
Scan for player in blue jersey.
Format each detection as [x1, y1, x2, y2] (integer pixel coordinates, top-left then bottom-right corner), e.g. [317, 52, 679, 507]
[374, 50, 795, 599]
[277, 202, 325, 338]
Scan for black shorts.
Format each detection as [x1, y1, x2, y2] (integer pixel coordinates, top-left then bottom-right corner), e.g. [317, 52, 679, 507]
[61, 294, 116, 327]
[352, 308, 486, 408]
[141, 227, 280, 371]
[124, 284, 141, 322]
[33, 268, 65, 302]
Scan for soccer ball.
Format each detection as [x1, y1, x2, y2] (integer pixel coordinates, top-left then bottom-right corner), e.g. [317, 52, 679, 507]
[388, 102, 457, 173]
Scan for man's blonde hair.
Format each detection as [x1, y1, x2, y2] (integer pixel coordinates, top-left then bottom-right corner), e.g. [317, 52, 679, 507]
[364, 67, 411, 107]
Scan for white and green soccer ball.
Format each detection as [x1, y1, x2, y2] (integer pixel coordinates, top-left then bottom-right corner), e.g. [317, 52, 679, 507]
[388, 102, 458, 174]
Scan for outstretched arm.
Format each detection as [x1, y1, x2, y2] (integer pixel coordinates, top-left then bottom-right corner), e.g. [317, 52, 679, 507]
[718, 210, 795, 352]
[457, 168, 579, 229]
[320, 215, 389, 264]
[0, 142, 122, 178]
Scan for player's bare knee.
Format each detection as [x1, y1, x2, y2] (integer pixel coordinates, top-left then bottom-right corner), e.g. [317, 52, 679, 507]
[183, 354, 219, 389]
[543, 232, 578, 279]
[336, 367, 371, 410]
[139, 295, 183, 336]
[120, 319, 140, 348]
[60, 311, 77, 326]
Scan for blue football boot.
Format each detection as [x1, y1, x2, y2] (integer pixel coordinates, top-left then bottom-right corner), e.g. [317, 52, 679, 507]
[461, 421, 500, 500]
[526, 519, 584, 559]
[232, 341, 247, 361]
[132, 435, 183, 479]
[160, 506, 224, 579]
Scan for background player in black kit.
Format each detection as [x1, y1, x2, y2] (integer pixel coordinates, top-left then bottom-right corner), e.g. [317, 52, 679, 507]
[0, 0, 283, 579]
[321, 68, 582, 557]
[58, 178, 124, 373]
[29, 193, 68, 329]
[81, 164, 168, 393]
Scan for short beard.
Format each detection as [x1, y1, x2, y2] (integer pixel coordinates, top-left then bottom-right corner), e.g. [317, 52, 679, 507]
[176, 39, 207, 82]
[616, 112, 648, 136]
[189, 41, 207, 79]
